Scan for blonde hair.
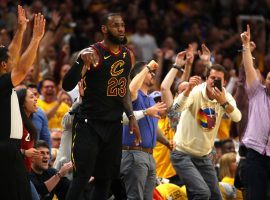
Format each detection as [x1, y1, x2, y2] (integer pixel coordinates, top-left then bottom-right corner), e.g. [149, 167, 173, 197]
[219, 152, 236, 180]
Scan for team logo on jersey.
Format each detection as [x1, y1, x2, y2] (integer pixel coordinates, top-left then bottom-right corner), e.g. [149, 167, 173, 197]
[123, 52, 126, 58]
[110, 60, 125, 76]
[197, 107, 216, 131]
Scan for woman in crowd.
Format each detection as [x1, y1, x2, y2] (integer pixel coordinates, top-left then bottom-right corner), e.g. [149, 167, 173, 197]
[17, 88, 40, 171]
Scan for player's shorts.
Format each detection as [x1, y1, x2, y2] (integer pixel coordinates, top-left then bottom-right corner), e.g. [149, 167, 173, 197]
[72, 118, 122, 179]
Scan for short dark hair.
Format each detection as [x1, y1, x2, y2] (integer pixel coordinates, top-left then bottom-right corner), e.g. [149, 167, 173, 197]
[26, 82, 37, 89]
[35, 140, 49, 149]
[0, 45, 9, 63]
[206, 64, 228, 80]
[101, 13, 122, 26]
[40, 76, 56, 88]
[130, 61, 147, 80]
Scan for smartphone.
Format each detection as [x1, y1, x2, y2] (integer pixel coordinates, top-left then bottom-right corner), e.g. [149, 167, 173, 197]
[214, 79, 222, 91]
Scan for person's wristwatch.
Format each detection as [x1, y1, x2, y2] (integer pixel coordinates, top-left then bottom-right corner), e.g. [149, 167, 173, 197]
[221, 101, 229, 109]
[56, 172, 62, 178]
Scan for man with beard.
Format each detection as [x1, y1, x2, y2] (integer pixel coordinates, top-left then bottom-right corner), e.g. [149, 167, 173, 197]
[63, 13, 140, 200]
[37, 76, 70, 130]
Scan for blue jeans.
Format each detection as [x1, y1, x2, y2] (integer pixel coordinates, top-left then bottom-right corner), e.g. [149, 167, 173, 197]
[171, 150, 222, 200]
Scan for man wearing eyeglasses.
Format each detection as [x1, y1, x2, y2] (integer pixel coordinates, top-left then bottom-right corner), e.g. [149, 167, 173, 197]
[121, 61, 173, 200]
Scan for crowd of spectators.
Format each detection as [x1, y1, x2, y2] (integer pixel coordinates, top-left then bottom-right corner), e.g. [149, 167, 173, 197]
[1, 0, 270, 199]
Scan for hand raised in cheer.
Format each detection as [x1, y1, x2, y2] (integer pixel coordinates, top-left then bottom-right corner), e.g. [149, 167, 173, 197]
[240, 24, 251, 45]
[17, 5, 28, 31]
[147, 60, 159, 71]
[32, 13, 46, 41]
[198, 44, 211, 65]
[174, 51, 186, 68]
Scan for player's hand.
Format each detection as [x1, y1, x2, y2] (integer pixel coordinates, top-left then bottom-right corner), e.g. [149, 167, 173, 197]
[128, 115, 141, 146]
[80, 48, 99, 70]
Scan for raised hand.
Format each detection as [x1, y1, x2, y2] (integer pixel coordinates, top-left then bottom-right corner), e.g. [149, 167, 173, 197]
[147, 60, 158, 71]
[250, 41, 256, 52]
[146, 102, 167, 119]
[51, 10, 61, 29]
[128, 116, 141, 146]
[198, 44, 211, 65]
[186, 44, 195, 65]
[80, 48, 99, 70]
[32, 13, 46, 41]
[187, 76, 201, 92]
[240, 24, 250, 45]
[17, 5, 28, 31]
[174, 51, 186, 67]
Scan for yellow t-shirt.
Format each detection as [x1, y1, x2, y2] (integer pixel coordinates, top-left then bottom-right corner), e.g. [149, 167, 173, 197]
[37, 99, 70, 130]
[217, 116, 231, 140]
[156, 183, 187, 200]
[153, 117, 176, 178]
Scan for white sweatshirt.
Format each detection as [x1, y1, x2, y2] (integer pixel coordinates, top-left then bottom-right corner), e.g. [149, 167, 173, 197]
[172, 82, 241, 157]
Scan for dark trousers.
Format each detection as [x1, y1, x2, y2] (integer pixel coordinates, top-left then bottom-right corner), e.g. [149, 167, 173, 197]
[246, 148, 270, 200]
[66, 119, 122, 200]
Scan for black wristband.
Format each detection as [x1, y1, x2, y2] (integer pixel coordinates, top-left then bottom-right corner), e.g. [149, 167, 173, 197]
[221, 101, 229, 109]
[146, 65, 151, 72]
[172, 64, 184, 72]
[57, 172, 62, 178]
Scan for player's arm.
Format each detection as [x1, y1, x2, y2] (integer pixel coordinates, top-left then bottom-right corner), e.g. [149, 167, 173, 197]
[62, 47, 99, 91]
[122, 50, 141, 145]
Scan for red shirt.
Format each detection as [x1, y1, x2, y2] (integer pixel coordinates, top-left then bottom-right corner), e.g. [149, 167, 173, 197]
[21, 127, 34, 171]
